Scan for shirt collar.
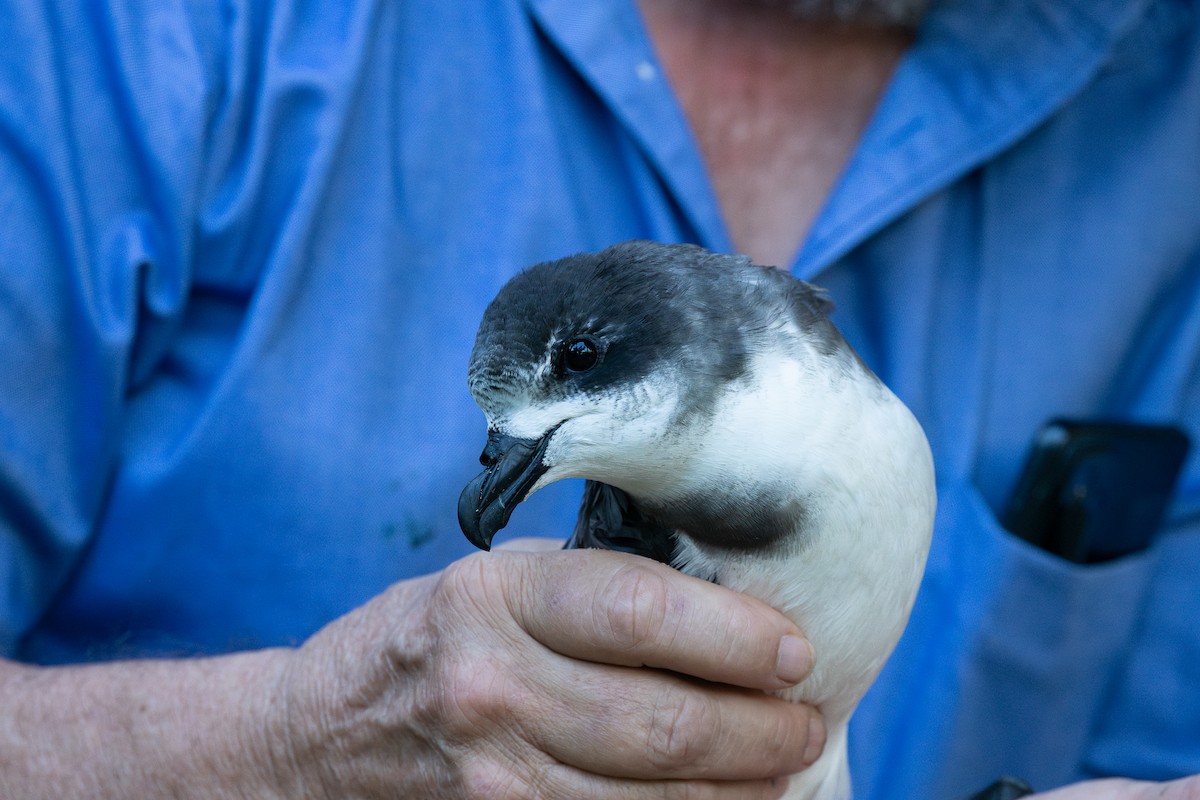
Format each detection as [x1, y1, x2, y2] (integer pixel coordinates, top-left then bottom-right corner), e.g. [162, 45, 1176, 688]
[524, 0, 1150, 277]
[798, 0, 1152, 277]
[525, 0, 731, 250]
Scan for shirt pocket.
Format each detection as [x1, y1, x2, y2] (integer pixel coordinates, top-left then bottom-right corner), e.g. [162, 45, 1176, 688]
[938, 481, 1158, 788]
[1081, 519, 1200, 781]
[853, 478, 1159, 800]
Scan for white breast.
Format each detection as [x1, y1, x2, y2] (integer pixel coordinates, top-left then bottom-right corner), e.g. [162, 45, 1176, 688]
[670, 349, 936, 800]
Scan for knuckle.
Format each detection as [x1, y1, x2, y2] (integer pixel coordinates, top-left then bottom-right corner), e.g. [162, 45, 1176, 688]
[521, 757, 562, 799]
[598, 562, 671, 652]
[434, 657, 526, 741]
[436, 553, 494, 607]
[434, 552, 520, 630]
[644, 689, 718, 770]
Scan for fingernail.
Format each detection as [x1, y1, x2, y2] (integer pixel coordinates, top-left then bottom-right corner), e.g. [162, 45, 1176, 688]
[775, 635, 813, 685]
[803, 713, 826, 767]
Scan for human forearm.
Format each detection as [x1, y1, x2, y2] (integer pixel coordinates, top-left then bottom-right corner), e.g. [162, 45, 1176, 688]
[0, 650, 293, 800]
[0, 547, 824, 800]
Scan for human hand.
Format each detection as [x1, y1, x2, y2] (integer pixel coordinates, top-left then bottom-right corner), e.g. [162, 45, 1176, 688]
[267, 545, 824, 799]
[1032, 775, 1200, 800]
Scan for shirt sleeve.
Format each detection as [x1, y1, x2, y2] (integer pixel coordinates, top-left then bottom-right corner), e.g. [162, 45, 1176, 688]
[0, 1, 222, 655]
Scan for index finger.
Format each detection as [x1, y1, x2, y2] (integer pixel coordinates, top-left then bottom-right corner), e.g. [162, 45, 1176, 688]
[502, 549, 814, 691]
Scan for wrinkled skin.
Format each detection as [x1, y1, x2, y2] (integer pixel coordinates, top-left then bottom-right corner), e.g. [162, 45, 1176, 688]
[270, 540, 825, 799]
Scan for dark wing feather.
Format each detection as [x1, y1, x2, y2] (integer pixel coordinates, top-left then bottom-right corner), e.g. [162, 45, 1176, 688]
[565, 480, 677, 566]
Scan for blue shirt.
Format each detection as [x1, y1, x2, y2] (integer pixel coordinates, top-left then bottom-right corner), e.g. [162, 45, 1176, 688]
[1, 1, 1197, 797]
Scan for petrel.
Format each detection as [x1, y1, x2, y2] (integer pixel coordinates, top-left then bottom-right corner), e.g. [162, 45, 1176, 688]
[458, 241, 936, 800]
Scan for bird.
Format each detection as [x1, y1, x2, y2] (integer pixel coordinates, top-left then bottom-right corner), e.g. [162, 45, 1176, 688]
[457, 240, 936, 800]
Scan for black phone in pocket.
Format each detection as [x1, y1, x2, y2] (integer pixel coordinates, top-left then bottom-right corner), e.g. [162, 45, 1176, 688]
[1001, 419, 1190, 563]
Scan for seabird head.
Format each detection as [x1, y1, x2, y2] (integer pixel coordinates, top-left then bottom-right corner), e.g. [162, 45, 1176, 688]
[457, 240, 866, 550]
[458, 241, 938, 800]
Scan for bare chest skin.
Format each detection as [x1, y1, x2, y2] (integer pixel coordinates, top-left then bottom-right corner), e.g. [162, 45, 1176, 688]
[637, 0, 912, 268]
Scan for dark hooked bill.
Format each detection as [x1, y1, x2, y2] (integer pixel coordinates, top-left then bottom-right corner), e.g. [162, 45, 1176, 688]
[457, 425, 560, 550]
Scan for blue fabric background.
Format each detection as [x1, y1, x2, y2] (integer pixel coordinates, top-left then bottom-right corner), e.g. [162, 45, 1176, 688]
[1, 1, 1197, 797]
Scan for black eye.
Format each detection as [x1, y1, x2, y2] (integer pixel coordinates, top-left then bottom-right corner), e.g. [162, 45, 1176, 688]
[561, 337, 599, 374]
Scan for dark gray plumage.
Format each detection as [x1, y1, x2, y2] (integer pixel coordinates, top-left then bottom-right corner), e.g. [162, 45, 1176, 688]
[568, 480, 677, 567]
[465, 241, 847, 428]
[457, 240, 936, 800]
